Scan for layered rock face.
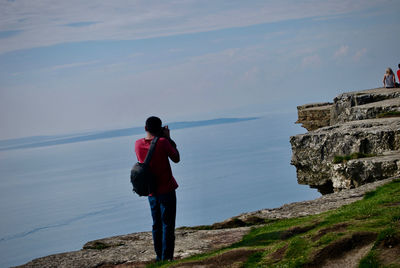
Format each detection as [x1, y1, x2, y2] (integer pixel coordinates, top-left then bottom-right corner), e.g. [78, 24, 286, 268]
[291, 88, 400, 194]
[331, 87, 400, 124]
[296, 102, 333, 131]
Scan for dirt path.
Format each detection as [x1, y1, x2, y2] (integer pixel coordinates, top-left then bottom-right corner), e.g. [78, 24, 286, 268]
[323, 243, 374, 268]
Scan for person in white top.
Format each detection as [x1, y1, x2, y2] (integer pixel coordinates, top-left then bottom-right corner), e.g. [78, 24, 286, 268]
[383, 67, 395, 88]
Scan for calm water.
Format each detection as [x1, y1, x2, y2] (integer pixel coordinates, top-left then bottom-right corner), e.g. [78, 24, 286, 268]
[0, 114, 319, 267]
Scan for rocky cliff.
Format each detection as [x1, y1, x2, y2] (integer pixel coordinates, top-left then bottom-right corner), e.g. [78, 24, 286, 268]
[291, 87, 400, 194]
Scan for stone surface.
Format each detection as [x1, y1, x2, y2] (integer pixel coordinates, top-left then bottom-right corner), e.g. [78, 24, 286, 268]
[296, 102, 333, 131]
[331, 150, 400, 189]
[330, 87, 400, 124]
[236, 177, 397, 221]
[295, 88, 400, 131]
[341, 97, 400, 122]
[15, 228, 250, 268]
[290, 118, 400, 193]
[292, 87, 400, 193]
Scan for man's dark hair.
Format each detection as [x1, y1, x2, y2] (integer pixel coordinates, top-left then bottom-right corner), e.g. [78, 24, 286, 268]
[398, 63, 400, 69]
[145, 116, 162, 135]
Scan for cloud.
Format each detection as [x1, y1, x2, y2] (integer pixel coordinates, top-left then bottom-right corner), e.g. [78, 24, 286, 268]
[243, 66, 260, 81]
[64, 21, 98, 27]
[0, 45, 288, 139]
[353, 48, 367, 61]
[49, 60, 100, 70]
[301, 54, 321, 68]
[0, 0, 393, 54]
[168, 48, 183, 53]
[128, 52, 145, 58]
[0, 29, 22, 39]
[334, 45, 349, 58]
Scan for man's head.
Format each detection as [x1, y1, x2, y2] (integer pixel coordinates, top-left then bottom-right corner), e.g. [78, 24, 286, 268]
[145, 116, 162, 135]
[398, 63, 400, 69]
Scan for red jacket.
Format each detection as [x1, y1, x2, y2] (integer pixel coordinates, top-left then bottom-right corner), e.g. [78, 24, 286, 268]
[397, 69, 400, 83]
[135, 137, 179, 195]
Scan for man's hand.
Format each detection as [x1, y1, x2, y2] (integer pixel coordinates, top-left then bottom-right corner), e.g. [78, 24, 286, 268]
[163, 125, 178, 149]
[163, 125, 170, 139]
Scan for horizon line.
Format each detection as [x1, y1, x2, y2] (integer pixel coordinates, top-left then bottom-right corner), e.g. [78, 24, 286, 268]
[0, 117, 260, 151]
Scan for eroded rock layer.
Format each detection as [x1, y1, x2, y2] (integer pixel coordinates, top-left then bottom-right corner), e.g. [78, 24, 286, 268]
[291, 87, 400, 193]
[331, 88, 400, 124]
[296, 102, 333, 131]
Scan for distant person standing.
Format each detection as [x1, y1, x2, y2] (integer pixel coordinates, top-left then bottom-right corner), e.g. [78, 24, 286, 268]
[135, 116, 180, 262]
[397, 64, 400, 87]
[383, 67, 395, 88]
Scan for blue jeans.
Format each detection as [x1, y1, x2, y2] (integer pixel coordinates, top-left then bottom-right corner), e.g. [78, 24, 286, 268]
[148, 191, 176, 261]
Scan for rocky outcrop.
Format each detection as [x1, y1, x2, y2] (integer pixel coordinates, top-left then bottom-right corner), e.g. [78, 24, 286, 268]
[331, 88, 400, 124]
[331, 150, 400, 189]
[291, 87, 400, 193]
[14, 228, 251, 268]
[296, 102, 333, 131]
[235, 177, 396, 221]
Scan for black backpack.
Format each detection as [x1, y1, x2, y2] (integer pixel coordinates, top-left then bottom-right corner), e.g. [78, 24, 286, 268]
[130, 137, 159, 196]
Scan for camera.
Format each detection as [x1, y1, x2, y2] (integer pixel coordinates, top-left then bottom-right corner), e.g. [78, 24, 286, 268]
[157, 126, 167, 137]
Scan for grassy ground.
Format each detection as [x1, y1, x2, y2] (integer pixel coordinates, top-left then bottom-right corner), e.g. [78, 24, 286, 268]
[147, 179, 400, 267]
[332, 152, 377, 164]
[377, 111, 400, 118]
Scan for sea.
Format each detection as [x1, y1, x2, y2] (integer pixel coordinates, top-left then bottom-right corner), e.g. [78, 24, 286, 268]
[0, 113, 320, 267]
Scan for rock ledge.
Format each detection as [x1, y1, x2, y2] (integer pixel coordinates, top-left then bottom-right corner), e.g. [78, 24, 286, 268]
[291, 87, 400, 193]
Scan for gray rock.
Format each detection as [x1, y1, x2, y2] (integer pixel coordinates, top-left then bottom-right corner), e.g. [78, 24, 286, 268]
[237, 177, 397, 221]
[332, 150, 400, 189]
[292, 87, 400, 193]
[14, 228, 250, 268]
[335, 97, 400, 123]
[296, 102, 333, 131]
[331, 87, 400, 124]
[290, 118, 400, 193]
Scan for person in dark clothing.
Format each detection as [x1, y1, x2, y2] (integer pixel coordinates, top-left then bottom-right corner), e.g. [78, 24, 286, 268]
[135, 116, 180, 261]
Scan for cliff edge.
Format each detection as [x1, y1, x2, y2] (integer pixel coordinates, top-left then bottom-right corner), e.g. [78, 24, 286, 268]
[291, 87, 400, 194]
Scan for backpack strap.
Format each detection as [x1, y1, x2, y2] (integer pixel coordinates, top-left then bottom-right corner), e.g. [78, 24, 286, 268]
[143, 137, 159, 166]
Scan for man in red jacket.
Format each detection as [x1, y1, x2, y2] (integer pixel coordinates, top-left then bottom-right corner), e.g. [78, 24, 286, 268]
[135, 116, 180, 261]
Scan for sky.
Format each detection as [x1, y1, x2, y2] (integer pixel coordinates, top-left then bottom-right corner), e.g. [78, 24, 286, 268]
[0, 0, 399, 139]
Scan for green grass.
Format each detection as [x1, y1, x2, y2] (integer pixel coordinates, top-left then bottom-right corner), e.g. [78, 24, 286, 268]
[333, 152, 377, 164]
[285, 237, 310, 259]
[359, 251, 380, 268]
[242, 252, 265, 268]
[316, 232, 344, 246]
[148, 179, 400, 267]
[177, 217, 276, 231]
[377, 111, 400, 118]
